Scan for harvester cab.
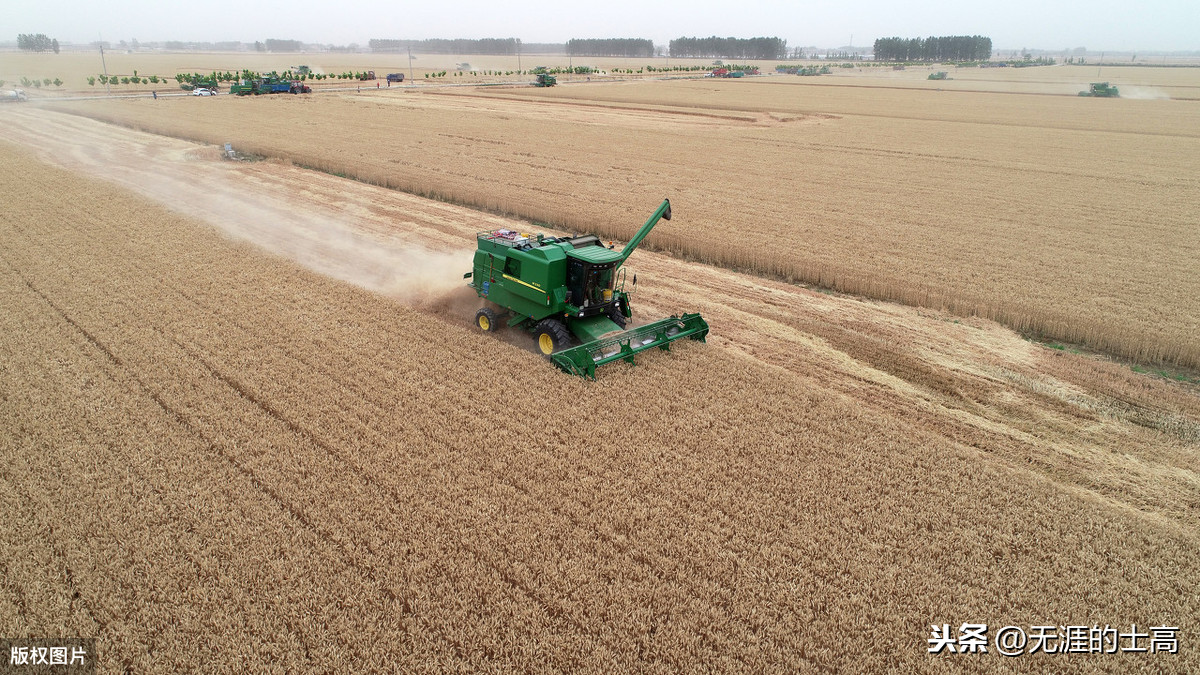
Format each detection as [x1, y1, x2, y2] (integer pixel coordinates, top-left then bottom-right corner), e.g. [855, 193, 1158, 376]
[464, 199, 709, 378]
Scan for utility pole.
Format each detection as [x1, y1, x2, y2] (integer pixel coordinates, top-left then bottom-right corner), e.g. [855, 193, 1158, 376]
[408, 46, 413, 81]
[517, 40, 522, 72]
[99, 37, 111, 95]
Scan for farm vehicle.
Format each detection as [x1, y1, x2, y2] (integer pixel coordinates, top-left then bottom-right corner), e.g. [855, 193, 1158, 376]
[386, 73, 405, 83]
[534, 73, 557, 87]
[928, 71, 949, 80]
[464, 199, 709, 378]
[711, 66, 759, 78]
[1079, 82, 1119, 97]
[1, 89, 28, 102]
[230, 77, 311, 95]
[180, 78, 220, 92]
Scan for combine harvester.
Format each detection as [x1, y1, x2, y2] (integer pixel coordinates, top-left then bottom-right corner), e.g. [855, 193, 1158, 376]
[1079, 82, 1119, 97]
[464, 199, 709, 378]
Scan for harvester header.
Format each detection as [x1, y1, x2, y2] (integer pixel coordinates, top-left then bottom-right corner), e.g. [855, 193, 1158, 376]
[464, 199, 708, 378]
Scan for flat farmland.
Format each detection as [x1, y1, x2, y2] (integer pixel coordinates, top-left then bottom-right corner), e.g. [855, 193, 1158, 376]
[3, 106, 1200, 671]
[42, 70, 1200, 370]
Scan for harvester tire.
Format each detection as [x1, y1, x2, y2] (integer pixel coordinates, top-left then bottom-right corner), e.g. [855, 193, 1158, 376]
[534, 319, 571, 355]
[475, 307, 500, 332]
[606, 304, 627, 329]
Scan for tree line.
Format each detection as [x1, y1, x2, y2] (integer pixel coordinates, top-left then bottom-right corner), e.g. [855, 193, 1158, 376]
[668, 36, 787, 59]
[263, 39, 303, 52]
[370, 38, 520, 54]
[872, 35, 992, 62]
[18, 33, 59, 53]
[566, 38, 654, 57]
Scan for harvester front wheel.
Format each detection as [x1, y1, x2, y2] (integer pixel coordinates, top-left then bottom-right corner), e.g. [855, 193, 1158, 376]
[534, 319, 571, 355]
[606, 304, 628, 329]
[475, 307, 500, 332]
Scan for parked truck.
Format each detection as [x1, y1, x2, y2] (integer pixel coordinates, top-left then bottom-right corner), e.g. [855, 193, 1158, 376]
[1, 89, 28, 102]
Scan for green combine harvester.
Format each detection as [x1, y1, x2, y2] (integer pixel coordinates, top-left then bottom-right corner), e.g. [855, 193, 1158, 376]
[1079, 82, 1119, 97]
[464, 199, 709, 378]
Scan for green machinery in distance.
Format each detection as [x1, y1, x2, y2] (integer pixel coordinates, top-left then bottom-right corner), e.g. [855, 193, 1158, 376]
[1079, 82, 1119, 97]
[535, 73, 557, 87]
[464, 199, 709, 378]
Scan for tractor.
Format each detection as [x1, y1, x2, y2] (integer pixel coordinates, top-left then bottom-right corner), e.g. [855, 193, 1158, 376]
[464, 199, 709, 378]
[1079, 82, 1119, 97]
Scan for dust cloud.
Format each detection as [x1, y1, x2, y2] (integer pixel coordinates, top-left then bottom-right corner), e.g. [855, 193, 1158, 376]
[1118, 87, 1170, 100]
[0, 108, 482, 313]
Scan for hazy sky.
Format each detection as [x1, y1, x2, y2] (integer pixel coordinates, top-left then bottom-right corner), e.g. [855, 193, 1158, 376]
[9, 0, 1198, 52]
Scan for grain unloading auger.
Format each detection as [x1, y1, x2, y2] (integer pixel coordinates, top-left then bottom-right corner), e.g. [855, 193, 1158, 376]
[464, 199, 709, 378]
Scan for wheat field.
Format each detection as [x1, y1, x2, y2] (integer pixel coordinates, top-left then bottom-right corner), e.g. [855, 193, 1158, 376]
[2, 106, 1199, 673]
[38, 67, 1200, 371]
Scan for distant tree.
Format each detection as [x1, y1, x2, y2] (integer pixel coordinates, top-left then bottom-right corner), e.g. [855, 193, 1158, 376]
[17, 33, 56, 52]
[872, 35, 991, 62]
[254, 41, 265, 52]
[43, 78, 52, 86]
[264, 39, 303, 52]
[53, 78, 62, 87]
[668, 36, 787, 59]
[87, 76, 95, 86]
[566, 38, 655, 58]
[369, 38, 520, 55]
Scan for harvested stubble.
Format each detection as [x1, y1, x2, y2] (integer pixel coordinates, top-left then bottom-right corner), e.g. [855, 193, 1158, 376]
[43, 71, 1200, 370]
[2, 139, 1200, 672]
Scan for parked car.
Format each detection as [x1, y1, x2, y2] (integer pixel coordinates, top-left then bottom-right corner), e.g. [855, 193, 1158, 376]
[192, 88, 215, 96]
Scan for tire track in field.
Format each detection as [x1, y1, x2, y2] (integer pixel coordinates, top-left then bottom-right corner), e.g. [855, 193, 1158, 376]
[15, 199, 783, 667]
[0, 251, 328, 666]
[0, 218, 605, 664]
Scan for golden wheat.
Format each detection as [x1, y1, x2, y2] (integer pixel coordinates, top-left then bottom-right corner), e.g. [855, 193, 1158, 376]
[37, 69, 1200, 370]
[2, 139, 1199, 672]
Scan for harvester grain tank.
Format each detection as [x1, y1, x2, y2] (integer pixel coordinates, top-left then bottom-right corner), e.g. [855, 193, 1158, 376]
[464, 199, 709, 378]
[1079, 82, 1119, 97]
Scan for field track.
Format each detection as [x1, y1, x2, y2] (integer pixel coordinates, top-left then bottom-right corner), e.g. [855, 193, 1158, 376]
[1, 109, 1200, 672]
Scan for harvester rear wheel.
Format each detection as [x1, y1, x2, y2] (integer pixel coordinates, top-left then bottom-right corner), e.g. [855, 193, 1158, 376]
[475, 307, 499, 332]
[534, 319, 571, 355]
